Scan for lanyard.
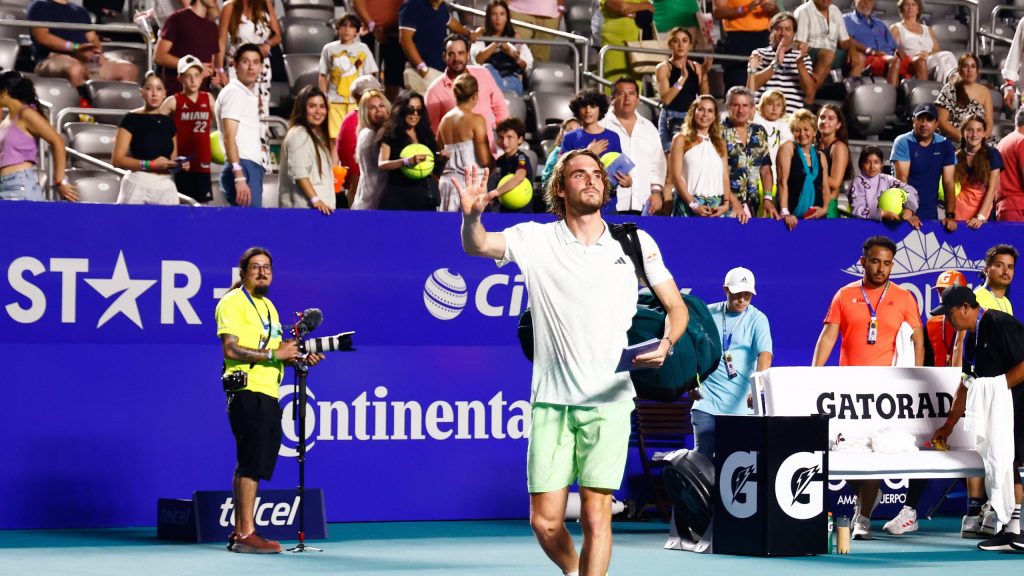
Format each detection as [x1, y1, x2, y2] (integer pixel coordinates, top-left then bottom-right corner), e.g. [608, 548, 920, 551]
[721, 306, 748, 352]
[860, 281, 889, 344]
[241, 286, 271, 347]
[983, 288, 1010, 313]
[968, 308, 985, 374]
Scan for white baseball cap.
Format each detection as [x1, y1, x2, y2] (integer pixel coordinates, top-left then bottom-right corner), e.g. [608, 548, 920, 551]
[177, 54, 203, 75]
[723, 267, 756, 295]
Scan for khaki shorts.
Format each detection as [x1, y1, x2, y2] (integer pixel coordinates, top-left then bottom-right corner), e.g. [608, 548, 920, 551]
[527, 400, 634, 493]
[328, 102, 354, 140]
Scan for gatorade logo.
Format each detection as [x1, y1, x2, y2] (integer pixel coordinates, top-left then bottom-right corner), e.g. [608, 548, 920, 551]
[720, 451, 758, 519]
[775, 451, 825, 520]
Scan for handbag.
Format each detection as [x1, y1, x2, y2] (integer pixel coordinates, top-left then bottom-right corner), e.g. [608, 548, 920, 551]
[695, 0, 720, 47]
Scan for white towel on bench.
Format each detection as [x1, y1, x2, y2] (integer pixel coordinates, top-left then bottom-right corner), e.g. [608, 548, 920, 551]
[965, 375, 1015, 525]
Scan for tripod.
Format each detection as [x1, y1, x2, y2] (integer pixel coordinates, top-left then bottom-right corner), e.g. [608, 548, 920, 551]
[287, 353, 321, 553]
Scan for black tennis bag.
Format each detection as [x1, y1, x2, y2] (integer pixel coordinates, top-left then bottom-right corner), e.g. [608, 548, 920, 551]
[516, 223, 721, 402]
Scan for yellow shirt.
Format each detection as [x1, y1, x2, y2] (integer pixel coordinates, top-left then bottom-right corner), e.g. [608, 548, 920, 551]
[974, 286, 1014, 316]
[216, 288, 284, 398]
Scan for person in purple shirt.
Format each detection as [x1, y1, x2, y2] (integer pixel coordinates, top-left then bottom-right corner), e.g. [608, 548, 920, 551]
[844, 0, 899, 85]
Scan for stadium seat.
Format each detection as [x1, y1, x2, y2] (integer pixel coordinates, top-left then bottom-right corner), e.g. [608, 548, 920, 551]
[993, 120, 1016, 141]
[282, 18, 335, 55]
[528, 62, 574, 92]
[0, 37, 16, 70]
[636, 100, 656, 124]
[31, 76, 79, 120]
[904, 80, 942, 119]
[540, 138, 556, 157]
[283, 0, 333, 8]
[63, 122, 118, 167]
[503, 91, 527, 127]
[283, 53, 320, 95]
[0, 5, 26, 40]
[102, 45, 148, 84]
[67, 170, 120, 203]
[844, 78, 897, 137]
[86, 80, 144, 110]
[931, 21, 969, 53]
[565, 4, 590, 37]
[529, 91, 572, 141]
[283, 6, 334, 21]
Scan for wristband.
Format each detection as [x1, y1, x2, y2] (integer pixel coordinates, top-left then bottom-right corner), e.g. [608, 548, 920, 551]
[763, 194, 774, 202]
[945, 212, 955, 219]
[310, 196, 322, 205]
[747, 67, 756, 75]
[367, 20, 376, 32]
[978, 213, 989, 220]
[267, 348, 273, 361]
[737, 4, 745, 14]
[557, 4, 565, 13]
[673, 80, 684, 89]
[416, 62, 428, 73]
[216, 67, 225, 73]
[780, 208, 791, 216]
[403, 156, 413, 167]
[688, 200, 700, 210]
[231, 162, 243, 173]
[234, 177, 247, 183]
[65, 40, 72, 51]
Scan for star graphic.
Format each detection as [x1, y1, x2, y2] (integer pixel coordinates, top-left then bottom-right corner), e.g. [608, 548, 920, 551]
[84, 251, 156, 329]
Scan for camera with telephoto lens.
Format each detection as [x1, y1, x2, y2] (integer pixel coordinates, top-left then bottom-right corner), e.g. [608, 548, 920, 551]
[222, 370, 247, 393]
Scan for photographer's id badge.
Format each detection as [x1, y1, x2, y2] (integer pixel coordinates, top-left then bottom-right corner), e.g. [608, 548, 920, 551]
[724, 352, 738, 379]
[867, 317, 878, 345]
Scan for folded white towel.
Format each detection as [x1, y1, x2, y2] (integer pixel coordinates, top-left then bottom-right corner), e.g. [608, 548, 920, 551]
[869, 427, 920, 454]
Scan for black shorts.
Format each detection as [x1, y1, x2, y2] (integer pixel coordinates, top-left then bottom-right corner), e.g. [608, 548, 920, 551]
[228, 390, 282, 481]
[380, 34, 406, 88]
[174, 170, 213, 203]
[1014, 386, 1024, 465]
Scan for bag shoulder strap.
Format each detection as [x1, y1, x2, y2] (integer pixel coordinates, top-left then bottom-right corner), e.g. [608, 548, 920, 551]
[608, 222, 664, 310]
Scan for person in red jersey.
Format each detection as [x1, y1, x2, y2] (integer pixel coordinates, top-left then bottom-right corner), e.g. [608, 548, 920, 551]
[160, 54, 215, 203]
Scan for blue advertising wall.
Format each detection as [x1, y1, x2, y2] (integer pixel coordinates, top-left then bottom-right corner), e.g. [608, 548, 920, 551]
[1, 202, 1021, 529]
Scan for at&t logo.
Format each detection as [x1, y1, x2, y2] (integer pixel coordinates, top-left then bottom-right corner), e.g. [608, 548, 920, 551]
[423, 268, 528, 320]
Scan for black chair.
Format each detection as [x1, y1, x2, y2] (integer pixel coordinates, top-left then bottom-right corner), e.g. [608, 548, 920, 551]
[529, 91, 572, 141]
[844, 78, 898, 138]
[283, 18, 335, 55]
[283, 53, 321, 95]
[86, 80, 144, 110]
[528, 62, 575, 92]
[630, 397, 695, 521]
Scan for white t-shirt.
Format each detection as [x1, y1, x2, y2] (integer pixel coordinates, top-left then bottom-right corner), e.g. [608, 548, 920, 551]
[499, 220, 674, 407]
[215, 78, 263, 165]
[318, 40, 379, 105]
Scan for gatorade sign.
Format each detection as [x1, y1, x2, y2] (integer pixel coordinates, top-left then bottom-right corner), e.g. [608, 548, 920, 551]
[720, 451, 758, 519]
[775, 451, 825, 520]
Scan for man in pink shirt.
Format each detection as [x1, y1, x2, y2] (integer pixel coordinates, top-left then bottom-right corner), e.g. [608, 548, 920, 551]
[426, 34, 509, 156]
[996, 107, 1024, 221]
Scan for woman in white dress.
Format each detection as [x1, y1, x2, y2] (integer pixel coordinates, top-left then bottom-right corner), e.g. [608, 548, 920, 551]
[352, 89, 392, 209]
[217, 0, 281, 113]
[436, 73, 493, 212]
[668, 95, 746, 222]
[890, 0, 957, 82]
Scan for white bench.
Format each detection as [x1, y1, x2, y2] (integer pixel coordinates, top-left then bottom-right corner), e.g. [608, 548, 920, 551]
[752, 366, 983, 480]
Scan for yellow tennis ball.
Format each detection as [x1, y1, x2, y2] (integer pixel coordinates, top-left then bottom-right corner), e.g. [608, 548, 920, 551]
[498, 174, 533, 209]
[600, 152, 620, 168]
[210, 130, 226, 165]
[399, 143, 435, 179]
[878, 187, 906, 214]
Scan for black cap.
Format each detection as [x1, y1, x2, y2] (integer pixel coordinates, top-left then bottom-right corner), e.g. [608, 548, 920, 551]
[929, 285, 979, 316]
[913, 103, 938, 119]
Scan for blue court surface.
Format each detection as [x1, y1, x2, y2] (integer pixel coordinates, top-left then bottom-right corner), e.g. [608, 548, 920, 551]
[0, 517, 1018, 576]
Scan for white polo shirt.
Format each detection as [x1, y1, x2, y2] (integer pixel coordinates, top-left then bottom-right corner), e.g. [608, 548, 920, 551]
[215, 78, 263, 165]
[601, 112, 667, 213]
[794, 2, 849, 51]
[499, 220, 673, 407]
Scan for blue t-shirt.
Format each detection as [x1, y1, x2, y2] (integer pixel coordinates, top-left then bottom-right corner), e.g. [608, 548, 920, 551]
[890, 131, 957, 219]
[692, 302, 773, 416]
[27, 0, 91, 62]
[559, 128, 623, 156]
[842, 11, 898, 54]
[398, 0, 452, 72]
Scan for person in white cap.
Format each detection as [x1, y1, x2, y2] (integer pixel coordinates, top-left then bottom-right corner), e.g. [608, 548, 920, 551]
[690, 266, 774, 459]
[159, 54, 215, 203]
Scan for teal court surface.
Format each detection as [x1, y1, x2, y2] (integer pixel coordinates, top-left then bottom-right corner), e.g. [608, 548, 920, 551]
[0, 517, 1020, 575]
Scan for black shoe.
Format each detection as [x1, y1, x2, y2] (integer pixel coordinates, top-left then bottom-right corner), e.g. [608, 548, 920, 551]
[1008, 531, 1024, 551]
[978, 529, 1019, 551]
[226, 531, 236, 551]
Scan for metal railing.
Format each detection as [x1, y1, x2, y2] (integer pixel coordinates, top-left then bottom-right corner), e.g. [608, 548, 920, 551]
[992, 4, 1024, 36]
[450, 3, 589, 90]
[0, 19, 154, 71]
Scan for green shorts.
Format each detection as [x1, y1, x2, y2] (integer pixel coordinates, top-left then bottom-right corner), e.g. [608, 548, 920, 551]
[527, 400, 635, 493]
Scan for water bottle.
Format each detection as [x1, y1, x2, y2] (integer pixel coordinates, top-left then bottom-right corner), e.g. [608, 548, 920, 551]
[836, 515, 851, 554]
[827, 512, 834, 553]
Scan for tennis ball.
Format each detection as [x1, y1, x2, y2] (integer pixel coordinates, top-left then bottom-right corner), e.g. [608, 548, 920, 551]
[498, 174, 533, 209]
[937, 180, 961, 202]
[210, 131, 225, 165]
[878, 187, 906, 214]
[399, 143, 434, 179]
[600, 151, 620, 169]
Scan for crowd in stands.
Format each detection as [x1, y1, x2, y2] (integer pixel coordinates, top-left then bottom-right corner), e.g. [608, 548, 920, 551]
[0, 0, 1023, 225]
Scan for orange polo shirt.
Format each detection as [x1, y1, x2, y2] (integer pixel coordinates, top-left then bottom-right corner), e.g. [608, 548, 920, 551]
[723, 0, 772, 32]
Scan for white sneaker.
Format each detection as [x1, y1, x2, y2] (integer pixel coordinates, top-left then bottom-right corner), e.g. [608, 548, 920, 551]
[852, 511, 873, 540]
[980, 502, 1001, 536]
[883, 506, 919, 535]
[962, 514, 983, 538]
